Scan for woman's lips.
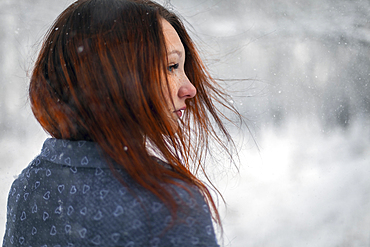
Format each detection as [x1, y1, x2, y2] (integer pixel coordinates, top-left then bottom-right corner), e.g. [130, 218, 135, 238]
[175, 107, 186, 118]
[176, 110, 183, 118]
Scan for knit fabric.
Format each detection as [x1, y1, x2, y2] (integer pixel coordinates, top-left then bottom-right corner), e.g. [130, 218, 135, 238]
[3, 138, 219, 246]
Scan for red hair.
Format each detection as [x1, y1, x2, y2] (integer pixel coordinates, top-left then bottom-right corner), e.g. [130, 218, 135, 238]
[29, 0, 240, 226]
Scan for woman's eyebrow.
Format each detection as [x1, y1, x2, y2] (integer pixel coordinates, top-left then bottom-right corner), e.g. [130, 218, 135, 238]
[168, 50, 182, 56]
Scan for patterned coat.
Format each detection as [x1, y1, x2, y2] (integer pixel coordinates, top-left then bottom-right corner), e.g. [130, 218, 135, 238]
[3, 138, 219, 246]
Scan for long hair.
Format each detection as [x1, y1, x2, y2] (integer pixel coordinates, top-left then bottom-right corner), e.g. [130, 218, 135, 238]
[29, 0, 240, 226]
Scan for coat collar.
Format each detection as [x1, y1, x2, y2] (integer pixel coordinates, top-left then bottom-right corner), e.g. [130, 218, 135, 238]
[40, 138, 106, 168]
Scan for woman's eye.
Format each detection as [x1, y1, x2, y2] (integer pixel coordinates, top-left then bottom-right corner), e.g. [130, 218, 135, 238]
[167, 63, 179, 72]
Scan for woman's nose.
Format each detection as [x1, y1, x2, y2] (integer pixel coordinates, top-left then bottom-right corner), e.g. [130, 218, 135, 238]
[178, 74, 196, 99]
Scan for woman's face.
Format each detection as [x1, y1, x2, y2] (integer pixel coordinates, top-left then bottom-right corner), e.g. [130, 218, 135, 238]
[161, 19, 197, 124]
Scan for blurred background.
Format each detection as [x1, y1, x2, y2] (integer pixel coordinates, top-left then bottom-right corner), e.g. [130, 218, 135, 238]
[1, 0, 370, 246]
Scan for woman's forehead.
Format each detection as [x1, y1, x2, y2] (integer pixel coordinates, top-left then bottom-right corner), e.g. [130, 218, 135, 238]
[161, 19, 184, 56]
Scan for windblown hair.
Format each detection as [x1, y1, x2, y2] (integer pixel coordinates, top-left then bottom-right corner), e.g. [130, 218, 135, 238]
[30, 0, 239, 226]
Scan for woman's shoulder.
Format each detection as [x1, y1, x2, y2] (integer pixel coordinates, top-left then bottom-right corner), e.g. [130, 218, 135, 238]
[4, 138, 219, 246]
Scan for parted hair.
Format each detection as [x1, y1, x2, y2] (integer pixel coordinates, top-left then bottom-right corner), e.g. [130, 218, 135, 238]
[29, 0, 239, 226]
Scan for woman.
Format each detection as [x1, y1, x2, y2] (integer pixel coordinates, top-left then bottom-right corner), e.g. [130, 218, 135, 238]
[3, 0, 239, 246]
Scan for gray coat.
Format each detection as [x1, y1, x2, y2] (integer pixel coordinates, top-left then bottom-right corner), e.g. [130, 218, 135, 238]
[3, 138, 219, 246]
